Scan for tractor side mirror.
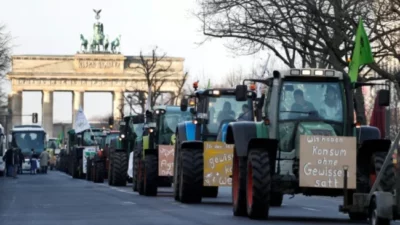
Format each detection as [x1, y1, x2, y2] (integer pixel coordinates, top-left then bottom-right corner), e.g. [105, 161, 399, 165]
[145, 110, 153, 120]
[180, 98, 188, 111]
[378, 89, 390, 106]
[235, 85, 247, 101]
[257, 96, 264, 110]
[90, 135, 95, 141]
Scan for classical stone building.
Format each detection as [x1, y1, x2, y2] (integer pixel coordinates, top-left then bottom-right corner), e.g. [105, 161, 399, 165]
[6, 54, 184, 138]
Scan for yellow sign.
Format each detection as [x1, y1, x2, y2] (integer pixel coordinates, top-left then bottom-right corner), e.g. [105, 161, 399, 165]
[203, 141, 234, 186]
[299, 135, 357, 189]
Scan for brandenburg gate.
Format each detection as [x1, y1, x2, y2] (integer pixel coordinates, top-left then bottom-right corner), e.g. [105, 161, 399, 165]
[6, 10, 184, 138]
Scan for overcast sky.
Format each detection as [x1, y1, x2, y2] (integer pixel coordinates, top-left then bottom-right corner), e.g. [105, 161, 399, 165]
[0, 0, 281, 127]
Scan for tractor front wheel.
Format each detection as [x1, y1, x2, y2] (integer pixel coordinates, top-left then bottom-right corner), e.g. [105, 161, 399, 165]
[232, 151, 247, 216]
[179, 149, 203, 203]
[93, 161, 104, 183]
[110, 152, 128, 186]
[143, 154, 158, 196]
[246, 149, 271, 220]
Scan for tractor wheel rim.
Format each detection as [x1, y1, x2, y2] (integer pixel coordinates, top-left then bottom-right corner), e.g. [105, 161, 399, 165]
[247, 161, 253, 208]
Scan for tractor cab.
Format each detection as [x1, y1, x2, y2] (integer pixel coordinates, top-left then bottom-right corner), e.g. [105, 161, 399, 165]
[180, 85, 256, 141]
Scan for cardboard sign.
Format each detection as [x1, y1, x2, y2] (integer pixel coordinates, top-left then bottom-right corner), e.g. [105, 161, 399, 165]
[299, 135, 356, 189]
[158, 145, 174, 176]
[82, 147, 97, 174]
[203, 141, 234, 186]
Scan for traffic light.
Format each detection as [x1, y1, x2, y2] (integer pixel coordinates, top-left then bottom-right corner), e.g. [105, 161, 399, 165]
[108, 117, 114, 126]
[32, 113, 38, 123]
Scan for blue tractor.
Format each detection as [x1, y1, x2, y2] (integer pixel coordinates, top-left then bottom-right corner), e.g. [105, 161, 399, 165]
[173, 82, 258, 203]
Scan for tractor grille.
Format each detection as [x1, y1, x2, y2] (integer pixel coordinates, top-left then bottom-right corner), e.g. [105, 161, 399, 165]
[310, 129, 332, 136]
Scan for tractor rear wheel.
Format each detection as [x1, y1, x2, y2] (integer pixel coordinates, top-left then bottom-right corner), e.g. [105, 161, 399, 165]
[246, 149, 271, 220]
[202, 187, 218, 198]
[93, 161, 104, 183]
[144, 154, 158, 196]
[373, 152, 395, 192]
[179, 149, 203, 203]
[108, 159, 113, 186]
[232, 152, 247, 216]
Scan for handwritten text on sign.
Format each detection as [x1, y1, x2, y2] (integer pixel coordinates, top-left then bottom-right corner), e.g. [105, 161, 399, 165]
[158, 145, 174, 176]
[299, 135, 356, 189]
[203, 142, 234, 186]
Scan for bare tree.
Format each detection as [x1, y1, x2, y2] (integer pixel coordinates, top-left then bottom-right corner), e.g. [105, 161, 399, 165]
[0, 24, 11, 126]
[196, 0, 400, 80]
[132, 46, 173, 110]
[172, 72, 189, 104]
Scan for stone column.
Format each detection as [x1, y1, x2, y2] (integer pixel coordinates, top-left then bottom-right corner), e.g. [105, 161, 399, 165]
[10, 90, 22, 127]
[42, 90, 53, 138]
[113, 91, 123, 128]
[72, 91, 84, 128]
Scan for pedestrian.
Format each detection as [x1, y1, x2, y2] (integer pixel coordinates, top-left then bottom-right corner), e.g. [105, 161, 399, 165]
[18, 149, 24, 174]
[39, 150, 50, 174]
[30, 149, 37, 175]
[2, 148, 18, 178]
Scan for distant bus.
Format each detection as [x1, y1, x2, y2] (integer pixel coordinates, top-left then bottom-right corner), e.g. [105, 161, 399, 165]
[11, 125, 46, 172]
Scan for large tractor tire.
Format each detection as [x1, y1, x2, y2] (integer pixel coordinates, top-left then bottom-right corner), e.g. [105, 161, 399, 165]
[72, 160, 79, 179]
[138, 159, 145, 195]
[132, 151, 140, 192]
[232, 151, 247, 216]
[93, 161, 104, 183]
[86, 159, 92, 181]
[373, 152, 395, 192]
[202, 187, 218, 198]
[179, 149, 203, 203]
[143, 154, 158, 196]
[108, 162, 113, 186]
[246, 149, 271, 220]
[110, 152, 128, 186]
[173, 148, 181, 201]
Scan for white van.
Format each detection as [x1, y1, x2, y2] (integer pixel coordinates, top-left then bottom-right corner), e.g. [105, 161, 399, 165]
[0, 124, 5, 176]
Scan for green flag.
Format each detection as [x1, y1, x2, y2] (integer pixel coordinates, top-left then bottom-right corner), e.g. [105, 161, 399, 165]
[348, 18, 374, 82]
[207, 79, 211, 88]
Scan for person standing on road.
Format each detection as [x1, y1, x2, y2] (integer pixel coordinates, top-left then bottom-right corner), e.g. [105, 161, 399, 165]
[18, 149, 24, 174]
[30, 149, 37, 175]
[39, 150, 50, 174]
[2, 148, 19, 178]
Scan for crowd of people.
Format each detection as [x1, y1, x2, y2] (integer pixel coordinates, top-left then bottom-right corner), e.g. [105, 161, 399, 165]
[2, 148, 50, 178]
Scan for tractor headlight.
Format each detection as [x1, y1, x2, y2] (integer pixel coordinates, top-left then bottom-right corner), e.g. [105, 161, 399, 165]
[314, 70, 324, 76]
[121, 134, 125, 139]
[212, 90, 220, 95]
[301, 70, 311, 75]
[149, 128, 154, 133]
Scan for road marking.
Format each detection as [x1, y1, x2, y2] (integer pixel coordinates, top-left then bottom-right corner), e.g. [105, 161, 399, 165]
[121, 201, 136, 205]
[302, 207, 320, 212]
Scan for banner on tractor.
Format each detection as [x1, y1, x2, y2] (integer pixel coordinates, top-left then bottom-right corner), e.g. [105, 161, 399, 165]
[299, 135, 356, 189]
[82, 147, 97, 174]
[203, 142, 234, 186]
[158, 145, 174, 176]
[74, 108, 90, 133]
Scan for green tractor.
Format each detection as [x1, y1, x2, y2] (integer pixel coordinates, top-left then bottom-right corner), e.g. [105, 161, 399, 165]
[134, 106, 192, 196]
[108, 114, 144, 186]
[226, 68, 392, 220]
[174, 86, 257, 203]
[67, 127, 104, 179]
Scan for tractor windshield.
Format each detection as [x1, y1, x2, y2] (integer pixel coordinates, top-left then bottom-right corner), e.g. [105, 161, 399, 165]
[279, 81, 344, 122]
[158, 111, 192, 144]
[207, 95, 253, 134]
[82, 130, 103, 146]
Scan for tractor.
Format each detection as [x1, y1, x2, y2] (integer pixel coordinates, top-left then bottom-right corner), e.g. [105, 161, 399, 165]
[90, 129, 120, 183]
[173, 83, 257, 203]
[226, 68, 392, 220]
[108, 114, 144, 186]
[67, 128, 103, 179]
[134, 106, 192, 196]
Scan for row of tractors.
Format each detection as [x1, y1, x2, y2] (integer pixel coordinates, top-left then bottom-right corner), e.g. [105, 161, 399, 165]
[58, 68, 400, 224]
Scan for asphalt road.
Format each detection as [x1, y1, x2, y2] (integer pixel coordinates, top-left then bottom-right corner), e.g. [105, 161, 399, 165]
[0, 171, 386, 225]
